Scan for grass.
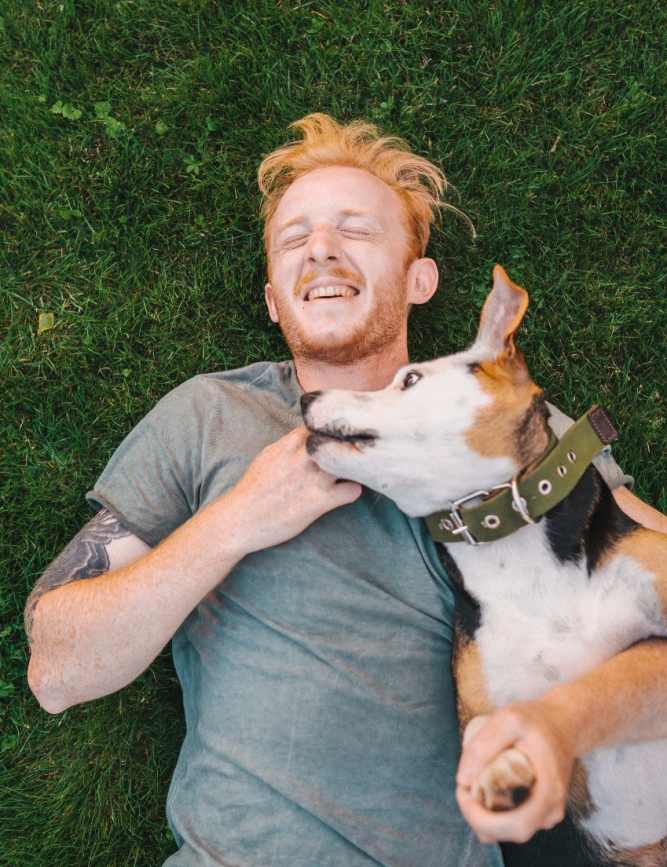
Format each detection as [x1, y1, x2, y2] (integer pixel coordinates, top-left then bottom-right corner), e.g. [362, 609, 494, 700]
[1, 0, 664, 864]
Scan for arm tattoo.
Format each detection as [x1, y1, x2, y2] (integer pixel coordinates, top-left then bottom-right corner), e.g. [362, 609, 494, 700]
[24, 508, 133, 641]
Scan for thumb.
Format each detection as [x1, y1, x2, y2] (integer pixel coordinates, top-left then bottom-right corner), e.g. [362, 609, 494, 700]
[332, 479, 364, 504]
[457, 714, 519, 787]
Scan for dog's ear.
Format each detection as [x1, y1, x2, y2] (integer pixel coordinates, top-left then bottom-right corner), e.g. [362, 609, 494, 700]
[474, 264, 529, 360]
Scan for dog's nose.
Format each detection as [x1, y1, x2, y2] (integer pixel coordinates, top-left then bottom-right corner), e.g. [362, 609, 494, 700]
[300, 391, 322, 418]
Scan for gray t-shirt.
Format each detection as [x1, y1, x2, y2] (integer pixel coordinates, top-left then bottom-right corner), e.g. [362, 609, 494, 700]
[86, 360, 501, 867]
[85, 360, 628, 867]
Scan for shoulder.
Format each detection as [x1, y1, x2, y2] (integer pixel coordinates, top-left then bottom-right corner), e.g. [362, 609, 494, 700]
[138, 361, 299, 443]
[158, 361, 288, 407]
[144, 361, 289, 424]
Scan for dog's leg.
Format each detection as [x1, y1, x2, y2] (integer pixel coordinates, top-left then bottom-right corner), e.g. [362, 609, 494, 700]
[463, 715, 537, 811]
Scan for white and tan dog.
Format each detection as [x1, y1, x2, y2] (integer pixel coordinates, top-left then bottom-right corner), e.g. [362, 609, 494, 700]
[301, 265, 667, 867]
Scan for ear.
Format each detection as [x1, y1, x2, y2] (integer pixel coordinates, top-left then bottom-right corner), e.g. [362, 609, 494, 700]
[406, 257, 439, 305]
[473, 264, 529, 358]
[265, 283, 279, 323]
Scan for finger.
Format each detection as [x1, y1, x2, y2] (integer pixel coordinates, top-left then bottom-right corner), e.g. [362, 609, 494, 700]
[516, 735, 568, 825]
[290, 426, 311, 445]
[330, 481, 363, 505]
[457, 784, 551, 844]
[516, 722, 570, 788]
[457, 714, 523, 786]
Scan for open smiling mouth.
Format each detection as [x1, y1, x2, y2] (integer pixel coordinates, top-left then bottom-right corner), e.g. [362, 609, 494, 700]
[304, 286, 360, 302]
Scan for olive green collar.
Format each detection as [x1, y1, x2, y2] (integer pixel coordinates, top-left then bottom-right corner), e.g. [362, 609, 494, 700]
[424, 406, 618, 546]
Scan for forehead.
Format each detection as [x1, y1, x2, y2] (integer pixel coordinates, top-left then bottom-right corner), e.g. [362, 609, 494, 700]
[273, 165, 405, 230]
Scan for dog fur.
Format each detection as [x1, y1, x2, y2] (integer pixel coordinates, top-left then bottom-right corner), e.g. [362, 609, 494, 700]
[301, 265, 667, 866]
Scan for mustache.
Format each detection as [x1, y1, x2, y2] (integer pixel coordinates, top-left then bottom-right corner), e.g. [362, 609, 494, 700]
[294, 267, 361, 299]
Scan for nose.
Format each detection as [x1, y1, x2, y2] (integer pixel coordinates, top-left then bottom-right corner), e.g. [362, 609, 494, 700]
[306, 226, 340, 263]
[300, 391, 322, 419]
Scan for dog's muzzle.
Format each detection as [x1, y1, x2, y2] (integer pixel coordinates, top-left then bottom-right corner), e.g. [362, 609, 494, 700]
[300, 392, 378, 452]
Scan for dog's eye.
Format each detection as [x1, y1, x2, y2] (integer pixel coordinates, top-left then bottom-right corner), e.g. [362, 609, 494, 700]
[467, 362, 481, 374]
[402, 370, 422, 389]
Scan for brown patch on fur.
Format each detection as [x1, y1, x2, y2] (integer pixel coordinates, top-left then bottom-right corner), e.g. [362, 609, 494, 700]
[453, 630, 495, 731]
[567, 759, 595, 823]
[610, 836, 667, 867]
[466, 359, 549, 464]
[599, 528, 667, 613]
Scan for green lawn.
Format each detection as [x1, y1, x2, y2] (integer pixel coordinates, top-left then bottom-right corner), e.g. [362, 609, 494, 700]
[1, 1, 664, 864]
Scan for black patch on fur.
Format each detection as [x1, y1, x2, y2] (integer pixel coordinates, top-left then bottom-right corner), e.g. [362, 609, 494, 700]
[545, 466, 599, 565]
[300, 391, 322, 417]
[305, 429, 377, 455]
[501, 812, 608, 867]
[436, 544, 481, 638]
[305, 433, 325, 456]
[436, 543, 464, 588]
[516, 393, 550, 465]
[545, 466, 638, 572]
[585, 475, 638, 574]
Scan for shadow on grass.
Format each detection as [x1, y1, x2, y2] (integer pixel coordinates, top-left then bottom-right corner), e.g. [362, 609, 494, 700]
[2, 652, 184, 866]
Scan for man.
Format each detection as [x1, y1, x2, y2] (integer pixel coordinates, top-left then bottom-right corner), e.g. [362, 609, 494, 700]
[25, 113, 667, 867]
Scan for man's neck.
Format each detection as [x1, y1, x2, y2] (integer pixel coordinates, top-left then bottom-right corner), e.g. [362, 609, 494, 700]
[293, 341, 409, 393]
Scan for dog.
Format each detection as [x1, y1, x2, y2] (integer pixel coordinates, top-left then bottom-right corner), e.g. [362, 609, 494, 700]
[300, 265, 667, 867]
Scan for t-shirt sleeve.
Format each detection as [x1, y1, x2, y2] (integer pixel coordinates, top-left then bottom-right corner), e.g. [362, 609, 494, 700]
[545, 401, 634, 491]
[86, 377, 209, 547]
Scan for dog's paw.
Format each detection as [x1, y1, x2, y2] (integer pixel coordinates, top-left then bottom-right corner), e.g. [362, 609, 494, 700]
[472, 747, 536, 811]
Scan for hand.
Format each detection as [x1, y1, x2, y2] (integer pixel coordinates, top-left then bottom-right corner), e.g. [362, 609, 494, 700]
[225, 426, 363, 555]
[456, 700, 576, 844]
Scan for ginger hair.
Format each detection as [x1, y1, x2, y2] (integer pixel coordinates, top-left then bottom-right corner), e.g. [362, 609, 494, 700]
[257, 112, 475, 266]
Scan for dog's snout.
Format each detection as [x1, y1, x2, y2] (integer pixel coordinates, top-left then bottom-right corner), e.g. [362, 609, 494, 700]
[300, 391, 322, 419]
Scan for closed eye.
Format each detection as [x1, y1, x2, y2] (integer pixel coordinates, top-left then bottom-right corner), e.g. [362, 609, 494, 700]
[284, 235, 308, 247]
[284, 228, 372, 247]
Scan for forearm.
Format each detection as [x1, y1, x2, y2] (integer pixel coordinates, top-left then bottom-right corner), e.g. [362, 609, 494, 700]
[613, 486, 667, 534]
[550, 487, 667, 751]
[539, 638, 667, 756]
[28, 426, 362, 715]
[28, 494, 249, 713]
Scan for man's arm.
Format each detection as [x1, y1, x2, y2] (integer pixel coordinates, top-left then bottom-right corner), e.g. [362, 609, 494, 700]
[26, 427, 362, 714]
[24, 508, 152, 642]
[26, 499, 247, 714]
[613, 485, 667, 534]
[456, 637, 667, 844]
[457, 407, 667, 841]
[456, 484, 667, 844]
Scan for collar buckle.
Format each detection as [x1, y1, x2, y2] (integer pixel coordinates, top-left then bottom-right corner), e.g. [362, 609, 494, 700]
[444, 479, 534, 546]
[446, 489, 491, 546]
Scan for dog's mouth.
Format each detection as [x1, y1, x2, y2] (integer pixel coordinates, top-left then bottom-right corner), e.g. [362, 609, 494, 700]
[305, 424, 378, 454]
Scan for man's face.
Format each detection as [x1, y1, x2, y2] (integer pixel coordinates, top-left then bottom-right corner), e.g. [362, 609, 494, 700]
[264, 166, 414, 364]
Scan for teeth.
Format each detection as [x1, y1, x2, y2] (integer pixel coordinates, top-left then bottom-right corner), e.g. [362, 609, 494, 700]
[307, 285, 357, 301]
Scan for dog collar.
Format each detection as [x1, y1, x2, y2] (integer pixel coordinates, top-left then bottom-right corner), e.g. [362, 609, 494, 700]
[424, 406, 618, 546]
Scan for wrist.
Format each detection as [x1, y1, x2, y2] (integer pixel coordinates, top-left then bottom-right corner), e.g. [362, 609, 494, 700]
[536, 684, 598, 757]
[201, 491, 253, 562]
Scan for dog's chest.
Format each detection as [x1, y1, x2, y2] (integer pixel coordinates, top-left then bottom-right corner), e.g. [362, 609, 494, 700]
[447, 523, 665, 707]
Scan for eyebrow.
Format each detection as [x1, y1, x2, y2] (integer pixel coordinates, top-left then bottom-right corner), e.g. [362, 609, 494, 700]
[275, 208, 381, 236]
